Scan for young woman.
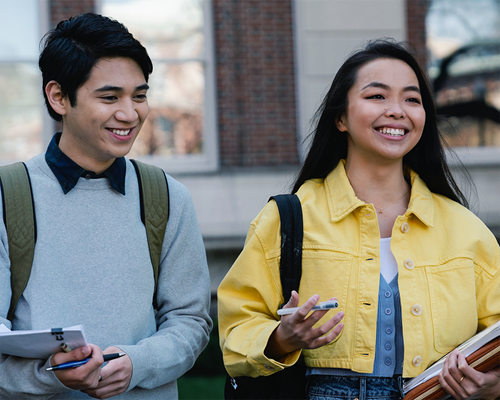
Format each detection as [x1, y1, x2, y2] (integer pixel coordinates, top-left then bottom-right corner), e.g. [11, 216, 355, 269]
[218, 40, 500, 400]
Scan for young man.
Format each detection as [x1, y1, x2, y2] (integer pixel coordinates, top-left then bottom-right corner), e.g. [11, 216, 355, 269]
[0, 13, 212, 399]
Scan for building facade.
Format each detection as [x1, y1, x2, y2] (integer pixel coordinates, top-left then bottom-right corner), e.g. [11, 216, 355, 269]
[1, 0, 499, 299]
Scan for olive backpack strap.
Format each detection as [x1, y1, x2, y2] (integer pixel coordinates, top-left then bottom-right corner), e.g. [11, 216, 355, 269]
[224, 193, 306, 400]
[1, 159, 169, 322]
[0, 162, 36, 323]
[130, 159, 169, 295]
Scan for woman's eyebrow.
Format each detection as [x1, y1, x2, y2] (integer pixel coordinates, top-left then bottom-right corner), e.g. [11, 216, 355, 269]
[403, 85, 421, 93]
[361, 82, 421, 93]
[362, 82, 389, 91]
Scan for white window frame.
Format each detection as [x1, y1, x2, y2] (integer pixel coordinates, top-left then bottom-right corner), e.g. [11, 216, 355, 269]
[96, 0, 218, 174]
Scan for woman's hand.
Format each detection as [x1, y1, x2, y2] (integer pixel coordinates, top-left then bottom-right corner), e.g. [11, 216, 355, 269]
[438, 348, 500, 400]
[265, 291, 344, 360]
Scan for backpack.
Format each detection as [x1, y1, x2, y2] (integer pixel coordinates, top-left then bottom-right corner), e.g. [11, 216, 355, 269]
[224, 194, 307, 400]
[0, 159, 169, 322]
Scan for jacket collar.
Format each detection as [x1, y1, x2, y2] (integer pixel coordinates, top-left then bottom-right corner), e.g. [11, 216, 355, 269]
[324, 160, 435, 227]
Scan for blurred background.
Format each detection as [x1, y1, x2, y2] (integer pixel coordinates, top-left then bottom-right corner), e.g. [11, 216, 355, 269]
[1, 0, 499, 398]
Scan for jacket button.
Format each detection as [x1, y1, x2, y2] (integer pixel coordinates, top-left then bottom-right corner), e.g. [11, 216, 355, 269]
[404, 259, 415, 270]
[401, 222, 410, 233]
[264, 365, 275, 371]
[413, 356, 423, 367]
[412, 304, 422, 316]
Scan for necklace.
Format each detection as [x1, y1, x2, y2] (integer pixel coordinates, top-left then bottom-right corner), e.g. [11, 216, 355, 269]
[372, 189, 410, 214]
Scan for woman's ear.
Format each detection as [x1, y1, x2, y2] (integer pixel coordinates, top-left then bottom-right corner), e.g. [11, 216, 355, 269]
[45, 81, 68, 116]
[336, 116, 347, 132]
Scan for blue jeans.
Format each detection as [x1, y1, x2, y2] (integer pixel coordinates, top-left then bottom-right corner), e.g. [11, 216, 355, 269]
[307, 376, 403, 400]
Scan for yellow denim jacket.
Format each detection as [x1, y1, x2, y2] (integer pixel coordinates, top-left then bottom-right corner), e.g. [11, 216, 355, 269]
[218, 161, 500, 378]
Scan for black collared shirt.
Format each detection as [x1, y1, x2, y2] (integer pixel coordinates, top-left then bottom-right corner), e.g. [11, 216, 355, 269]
[45, 133, 126, 195]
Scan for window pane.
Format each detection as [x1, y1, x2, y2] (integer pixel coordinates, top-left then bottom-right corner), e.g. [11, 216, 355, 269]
[0, 0, 40, 60]
[0, 63, 43, 159]
[129, 61, 204, 156]
[102, 0, 204, 59]
[101, 0, 208, 158]
[427, 0, 500, 147]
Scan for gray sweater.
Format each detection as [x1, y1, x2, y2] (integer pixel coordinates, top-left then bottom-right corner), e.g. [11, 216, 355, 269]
[0, 154, 212, 399]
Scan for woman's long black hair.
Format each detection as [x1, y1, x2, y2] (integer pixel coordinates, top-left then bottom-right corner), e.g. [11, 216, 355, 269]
[291, 39, 469, 208]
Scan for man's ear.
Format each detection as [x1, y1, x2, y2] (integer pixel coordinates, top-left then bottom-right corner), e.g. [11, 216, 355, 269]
[336, 115, 348, 132]
[45, 81, 68, 116]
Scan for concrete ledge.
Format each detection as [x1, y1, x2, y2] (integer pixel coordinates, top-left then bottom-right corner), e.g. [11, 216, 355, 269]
[172, 167, 298, 241]
[174, 162, 500, 247]
[448, 147, 500, 167]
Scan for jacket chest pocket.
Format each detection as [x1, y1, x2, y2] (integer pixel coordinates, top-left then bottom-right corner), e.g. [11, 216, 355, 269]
[299, 252, 352, 324]
[427, 259, 478, 354]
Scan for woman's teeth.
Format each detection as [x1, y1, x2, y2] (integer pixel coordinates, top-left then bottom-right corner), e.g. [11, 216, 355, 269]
[378, 127, 406, 136]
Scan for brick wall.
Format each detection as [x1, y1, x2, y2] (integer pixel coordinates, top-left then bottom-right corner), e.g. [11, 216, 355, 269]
[406, 0, 430, 70]
[47, 1, 429, 169]
[213, 0, 299, 167]
[49, 0, 96, 27]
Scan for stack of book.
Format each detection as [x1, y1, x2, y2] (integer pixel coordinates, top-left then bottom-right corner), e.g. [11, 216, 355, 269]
[403, 319, 500, 400]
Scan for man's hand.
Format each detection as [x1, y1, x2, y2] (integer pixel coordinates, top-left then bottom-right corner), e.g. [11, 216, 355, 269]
[265, 291, 344, 360]
[438, 348, 500, 400]
[82, 346, 132, 399]
[51, 344, 104, 390]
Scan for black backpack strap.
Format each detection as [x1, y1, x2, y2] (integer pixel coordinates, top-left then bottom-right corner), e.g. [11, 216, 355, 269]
[268, 194, 303, 304]
[130, 159, 169, 295]
[0, 162, 36, 322]
[225, 194, 305, 399]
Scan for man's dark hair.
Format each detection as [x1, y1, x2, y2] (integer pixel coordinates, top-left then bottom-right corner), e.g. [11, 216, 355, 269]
[292, 39, 469, 207]
[39, 13, 153, 121]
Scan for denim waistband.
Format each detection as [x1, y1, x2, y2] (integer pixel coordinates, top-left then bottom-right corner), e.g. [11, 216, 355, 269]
[307, 375, 404, 400]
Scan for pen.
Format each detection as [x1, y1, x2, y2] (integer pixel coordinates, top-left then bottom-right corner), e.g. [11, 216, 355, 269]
[277, 300, 339, 315]
[47, 352, 126, 371]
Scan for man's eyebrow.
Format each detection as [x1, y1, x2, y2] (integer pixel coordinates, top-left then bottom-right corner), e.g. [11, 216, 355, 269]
[136, 83, 149, 91]
[94, 85, 123, 93]
[94, 83, 150, 93]
[361, 82, 421, 93]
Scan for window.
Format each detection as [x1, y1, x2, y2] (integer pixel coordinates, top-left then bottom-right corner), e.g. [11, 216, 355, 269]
[427, 0, 500, 148]
[0, 0, 50, 161]
[98, 0, 218, 172]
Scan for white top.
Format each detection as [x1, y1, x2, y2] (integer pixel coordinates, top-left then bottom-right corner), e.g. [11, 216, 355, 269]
[380, 237, 398, 283]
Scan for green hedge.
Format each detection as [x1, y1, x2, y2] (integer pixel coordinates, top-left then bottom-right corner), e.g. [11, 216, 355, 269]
[178, 375, 225, 400]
